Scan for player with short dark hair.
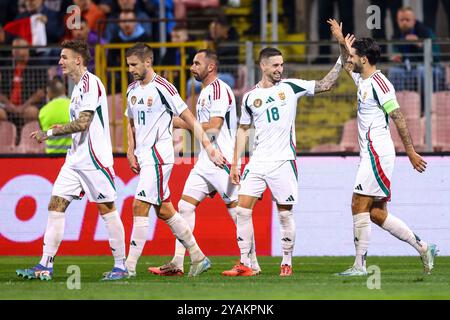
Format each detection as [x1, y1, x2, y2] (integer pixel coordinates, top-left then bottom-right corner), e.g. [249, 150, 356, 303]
[123, 43, 225, 277]
[222, 22, 345, 277]
[328, 19, 438, 276]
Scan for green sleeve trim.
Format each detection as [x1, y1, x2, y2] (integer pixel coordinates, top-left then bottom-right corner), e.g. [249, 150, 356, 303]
[383, 99, 400, 114]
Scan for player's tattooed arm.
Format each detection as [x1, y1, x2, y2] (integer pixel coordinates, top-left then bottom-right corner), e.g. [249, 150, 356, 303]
[30, 111, 94, 143]
[389, 108, 427, 173]
[54, 111, 94, 135]
[389, 109, 414, 150]
[314, 61, 342, 93]
[327, 19, 355, 73]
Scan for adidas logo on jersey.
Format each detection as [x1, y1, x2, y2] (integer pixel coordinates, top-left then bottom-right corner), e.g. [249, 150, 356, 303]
[355, 184, 363, 191]
[138, 98, 144, 105]
[97, 193, 106, 200]
[138, 190, 146, 197]
[222, 193, 230, 200]
[266, 96, 275, 103]
[285, 195, 295, 202]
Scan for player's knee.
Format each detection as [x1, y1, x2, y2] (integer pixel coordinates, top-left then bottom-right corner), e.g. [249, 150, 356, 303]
[278, 209, 293, 221]
[178, 199, 196, 215]
[370, 210, 386, 226]
[48, 195, 70, 212]
[236, 206, 253, 220]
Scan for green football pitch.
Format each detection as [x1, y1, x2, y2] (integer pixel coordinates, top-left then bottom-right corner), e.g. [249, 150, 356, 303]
[1, 256, 449, 300]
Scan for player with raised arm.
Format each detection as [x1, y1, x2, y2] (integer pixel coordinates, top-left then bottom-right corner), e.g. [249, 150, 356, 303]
[123, 43, 225, 277]
[17, 40, 128, 281]
[148, 49, 261, 276]
[328, 19, 438, 276]
[222, 31, 344, 277]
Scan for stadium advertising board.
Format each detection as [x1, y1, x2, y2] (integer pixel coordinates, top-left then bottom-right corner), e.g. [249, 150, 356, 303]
[1, 156, 449, 256]
[0, 157, 273, 256]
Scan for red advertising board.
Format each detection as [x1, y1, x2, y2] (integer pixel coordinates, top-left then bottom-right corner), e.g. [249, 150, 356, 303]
[0, 157, 272, 256]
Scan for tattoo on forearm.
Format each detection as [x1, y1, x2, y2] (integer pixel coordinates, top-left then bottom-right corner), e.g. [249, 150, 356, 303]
[390, 109, 414, 150]
[48, 195, 70, 212]
[53, 111, 94, 136]
[315, 62, 342, 93]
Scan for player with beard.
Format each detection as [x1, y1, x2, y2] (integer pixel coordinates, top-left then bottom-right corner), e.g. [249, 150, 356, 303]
[222, 37, 345, 277]
[327, 19, 438, 276]
[148, 49, 262, 276]
[123, 43, 225, 277]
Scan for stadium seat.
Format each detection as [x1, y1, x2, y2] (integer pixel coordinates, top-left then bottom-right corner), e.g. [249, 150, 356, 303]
[396, 91, 421, 119]
[431, 91, 450, 117]
[431, 115, 450, 151]
[16, 121, 45, 154]
[0, 121, 17, 153]
[339, 118, 359, 152]
[310, 143, 344, 153]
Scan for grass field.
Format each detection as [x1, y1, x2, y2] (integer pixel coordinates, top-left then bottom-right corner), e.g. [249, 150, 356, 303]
[1, 256, 449, 300]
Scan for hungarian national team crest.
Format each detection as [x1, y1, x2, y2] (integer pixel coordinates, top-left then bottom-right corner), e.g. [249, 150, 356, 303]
[131, 96, 137, 105]
[363, 91, 368, 102]
[253, 98, 262, 108]
[147, 96, 153, 106]
[278, 91, 286, 100]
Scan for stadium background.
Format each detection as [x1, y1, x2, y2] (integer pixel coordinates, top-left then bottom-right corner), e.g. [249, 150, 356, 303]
[0, 0, 449, 257]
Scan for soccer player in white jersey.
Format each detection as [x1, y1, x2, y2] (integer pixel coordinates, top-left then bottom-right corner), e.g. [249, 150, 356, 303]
[17, 40, 128, 281]
[222, 42, 344, 277]
[123, 43, 225, 277]
[148, 49, 261, 276]
[328, 19, 438, 276]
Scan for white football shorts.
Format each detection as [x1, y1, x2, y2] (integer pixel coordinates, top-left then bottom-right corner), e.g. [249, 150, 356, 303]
[238, 160, 299, 205]
[353, 155, 395, 201]
[135, 164, 173, 205]
[182, 165, 238, 205]
[52, 164, 117, 203]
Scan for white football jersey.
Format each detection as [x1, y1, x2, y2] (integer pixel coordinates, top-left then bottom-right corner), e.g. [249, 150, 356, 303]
[125, 74, 188, 166]
[196, 78, 237, 170]
[240, 78, 315, 162]
[65, 71, 113, 170]
[351, 70, 397, 158]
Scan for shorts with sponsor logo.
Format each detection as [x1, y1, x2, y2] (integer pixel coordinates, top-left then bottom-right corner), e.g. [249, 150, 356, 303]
[353, 155, 394, 201]
[182, 165, 238, 204]
[52, 164, 117, 203]
[135, 164, 172, 205]
[238, 160, 298, 205]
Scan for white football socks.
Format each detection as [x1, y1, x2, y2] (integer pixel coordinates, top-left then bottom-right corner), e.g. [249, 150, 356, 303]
[228, 206, 260, 270]
[126, 216, 149, 272]
[166, 212, 205, 263]
[353, 212, 371, 268]
[381, 214, 427, 254]
[236, 206, 254, 267]
[101, 210, 126, 270]
[172, 200, 196, 270]
[40, 211, 65, 269]
[279, 210, 295, 266]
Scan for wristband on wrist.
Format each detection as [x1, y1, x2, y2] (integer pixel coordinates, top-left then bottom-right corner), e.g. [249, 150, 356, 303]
[46, 129, 53, 137]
